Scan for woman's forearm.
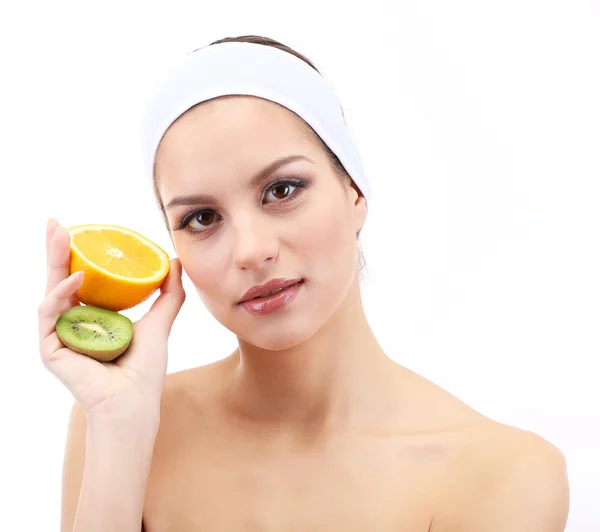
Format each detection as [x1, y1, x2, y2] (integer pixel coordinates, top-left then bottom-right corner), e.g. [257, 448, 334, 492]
[71, 412, 159, 532]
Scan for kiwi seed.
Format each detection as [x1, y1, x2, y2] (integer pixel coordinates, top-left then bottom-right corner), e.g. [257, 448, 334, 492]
[55, 306, 134, 362]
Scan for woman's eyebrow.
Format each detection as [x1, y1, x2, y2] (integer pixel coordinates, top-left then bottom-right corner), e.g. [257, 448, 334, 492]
[164, 154, 313, 211]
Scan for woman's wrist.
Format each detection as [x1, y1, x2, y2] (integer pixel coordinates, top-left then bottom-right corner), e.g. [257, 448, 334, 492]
[86, 398, 161, 438]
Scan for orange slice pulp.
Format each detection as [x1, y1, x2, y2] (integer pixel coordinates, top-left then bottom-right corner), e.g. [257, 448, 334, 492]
[68, 224, 170, 311]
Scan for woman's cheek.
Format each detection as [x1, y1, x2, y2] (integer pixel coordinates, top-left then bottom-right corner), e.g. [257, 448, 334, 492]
[171, 237, 214, 290]
[296, 201, 348, 257]
[189, 256, 224, 295]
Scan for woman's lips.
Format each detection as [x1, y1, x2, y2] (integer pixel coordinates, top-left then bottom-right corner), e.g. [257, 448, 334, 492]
[239, 280, 304, 316]
[239, 277, 304, 303]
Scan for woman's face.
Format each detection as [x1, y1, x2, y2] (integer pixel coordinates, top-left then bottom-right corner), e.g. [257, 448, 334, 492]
[155, 96, 366, 350]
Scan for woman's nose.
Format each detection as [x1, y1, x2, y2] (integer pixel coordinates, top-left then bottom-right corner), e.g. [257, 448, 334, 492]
[231, 215, 279, 271]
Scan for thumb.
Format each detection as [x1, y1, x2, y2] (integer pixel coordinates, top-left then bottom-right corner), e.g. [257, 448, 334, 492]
[139, 257, 186, 338]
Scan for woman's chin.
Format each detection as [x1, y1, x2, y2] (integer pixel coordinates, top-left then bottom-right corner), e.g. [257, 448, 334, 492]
[236, 321, 318, 352]
[241, 334, 307, 352]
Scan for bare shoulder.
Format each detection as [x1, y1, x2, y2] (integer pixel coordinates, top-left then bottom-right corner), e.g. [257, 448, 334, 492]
[152, 356, 234, 450]
[158, 357, 231, 419]
[437, 421, 570, 532]
[403, 369, 570, 530]
[146, 358, 231, 475]
[162, 360, 227, 400]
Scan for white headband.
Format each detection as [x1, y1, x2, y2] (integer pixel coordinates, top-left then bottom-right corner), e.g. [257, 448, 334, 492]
[140, 41, 371, 205]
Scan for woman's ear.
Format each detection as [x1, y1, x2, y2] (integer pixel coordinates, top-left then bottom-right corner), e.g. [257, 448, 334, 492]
[354, 194, 367, 235]
[345, 178, 367, 234]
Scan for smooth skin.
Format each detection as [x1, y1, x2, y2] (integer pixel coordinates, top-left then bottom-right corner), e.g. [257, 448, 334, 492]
[43, 95, 570, 531]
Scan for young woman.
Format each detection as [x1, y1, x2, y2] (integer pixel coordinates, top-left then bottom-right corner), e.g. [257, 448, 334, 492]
[39, 35, 570, 532]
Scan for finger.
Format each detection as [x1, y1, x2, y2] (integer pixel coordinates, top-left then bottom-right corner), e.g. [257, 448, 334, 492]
[39, 271, 84, 339]
[40, 330, 67, 360]
[45, 225, 73, 297]
[40, 331, 100, 396]
[139, 258, 186, 337]
[46, 218, 60, 270]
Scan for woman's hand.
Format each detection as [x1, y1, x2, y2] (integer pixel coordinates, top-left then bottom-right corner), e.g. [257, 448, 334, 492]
[38, 219, 186, 420]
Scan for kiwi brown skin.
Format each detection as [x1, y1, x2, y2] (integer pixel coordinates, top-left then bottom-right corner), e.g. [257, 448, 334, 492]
[55, 305, 134, 363]
[58, 335, 132, 362]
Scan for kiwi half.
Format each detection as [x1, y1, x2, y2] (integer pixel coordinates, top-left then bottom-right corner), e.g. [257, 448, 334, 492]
[56, 306, 133, 362]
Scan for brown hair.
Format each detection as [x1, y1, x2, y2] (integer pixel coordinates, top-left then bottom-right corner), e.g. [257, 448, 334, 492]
[154, 34, 367, 278]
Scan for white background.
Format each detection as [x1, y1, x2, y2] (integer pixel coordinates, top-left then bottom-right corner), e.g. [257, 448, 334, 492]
[1, 0, 598, 530]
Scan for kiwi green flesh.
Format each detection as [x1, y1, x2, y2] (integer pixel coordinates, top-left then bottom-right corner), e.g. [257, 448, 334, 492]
[56, 306, 133, 362]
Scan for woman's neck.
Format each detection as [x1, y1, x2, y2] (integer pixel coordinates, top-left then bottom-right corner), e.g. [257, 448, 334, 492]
[225, 279, 398, 437]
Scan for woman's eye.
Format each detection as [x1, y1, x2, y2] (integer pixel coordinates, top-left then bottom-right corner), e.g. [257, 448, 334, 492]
[265, 183, 296, 202]
[188, 211, 217, 230]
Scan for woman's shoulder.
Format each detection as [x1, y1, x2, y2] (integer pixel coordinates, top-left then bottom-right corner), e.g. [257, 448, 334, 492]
[149, 357, 234, 462]
[399, 370, 569, 529]
[454, 418, 566, 474]
[434, 418, 569, 530]
[159, 356, 233, 415]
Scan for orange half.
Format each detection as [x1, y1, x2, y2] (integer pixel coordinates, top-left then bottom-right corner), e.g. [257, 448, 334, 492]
[68, 224, 171, 311]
